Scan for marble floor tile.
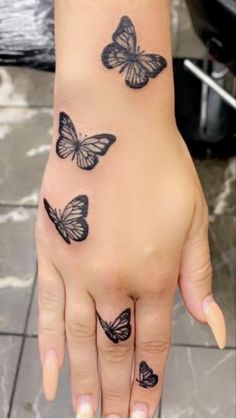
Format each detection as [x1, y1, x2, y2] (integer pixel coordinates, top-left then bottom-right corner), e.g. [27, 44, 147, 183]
[27, 285, 38, 336]
[195, 158, 236, 216]
[0, 108, 52, 205]
[0, 207, 36, 333]
[0, 335, 22, 418]
[0, 67, 54, 108]
[161, 346, 235, 418]
[173, 215, 236, 347]
[10, 338, 74, 418]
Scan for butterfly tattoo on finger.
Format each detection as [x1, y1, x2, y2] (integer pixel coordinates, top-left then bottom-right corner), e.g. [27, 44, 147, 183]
[136, 361, 158, 388]
[56, 112, 116, 170]
[101, 16, 167, 89]
[44, 195, 89, 244]
[97, 308, 131, 343]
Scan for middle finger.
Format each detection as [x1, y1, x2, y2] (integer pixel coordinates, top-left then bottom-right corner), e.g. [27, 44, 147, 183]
[96, 296, 134, 418]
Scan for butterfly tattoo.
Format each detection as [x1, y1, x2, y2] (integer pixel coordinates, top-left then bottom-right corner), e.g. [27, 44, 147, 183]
[97, 308, 131, 344]
[101, 16, 167, 89]
[136, 361, 158, 389]
[44, 195, 89, 245]
[56, 112, 116, 170]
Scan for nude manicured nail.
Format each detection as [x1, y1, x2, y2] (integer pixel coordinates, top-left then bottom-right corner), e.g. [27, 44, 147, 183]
[76, 395, 94, 418]
[43, 349, 59, 401]
[203, 295, 226, 349]
[106, 415, 121, 418]
[131, 403, 148, 418]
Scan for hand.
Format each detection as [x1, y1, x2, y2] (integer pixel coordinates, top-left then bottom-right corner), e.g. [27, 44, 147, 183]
[35, 120, 226, 418]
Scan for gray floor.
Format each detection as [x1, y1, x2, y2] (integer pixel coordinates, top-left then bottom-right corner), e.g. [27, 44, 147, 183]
[0, 1, 235, 418]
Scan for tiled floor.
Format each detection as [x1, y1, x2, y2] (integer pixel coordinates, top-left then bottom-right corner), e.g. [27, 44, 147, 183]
[0, 1, 235, 418]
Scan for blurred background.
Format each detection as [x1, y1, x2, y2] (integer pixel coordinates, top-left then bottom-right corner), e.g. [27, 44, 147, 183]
[0, 0, 235, 417]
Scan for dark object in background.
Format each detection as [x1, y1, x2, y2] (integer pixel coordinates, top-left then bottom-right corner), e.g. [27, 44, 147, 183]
[174, 59, 235, 158]
[0, 0, 55, 71]
[185, 0, 236, 75]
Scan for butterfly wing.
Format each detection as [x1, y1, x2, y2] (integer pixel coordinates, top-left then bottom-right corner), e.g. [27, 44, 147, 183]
[109, 308, 131, 343]
[61, 195, 88, 220]
[139, 53, 167, 78]
[59, 195, 89, 243]
[125, 61, 149, 89]
[125, 53, 167, 89]
[97, 312, 119, 343]
[44, 198, 59, 224]
[56, 112, 79, 159]
[102, 16, 136, 70]
[138, 361, 158, 388]
[77, 134, 116, 170]
[44, 198, 71, 244]
[112, 16, 136, 53]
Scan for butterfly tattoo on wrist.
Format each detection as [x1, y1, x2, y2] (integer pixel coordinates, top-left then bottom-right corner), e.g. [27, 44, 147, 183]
[44, 195, 89, 244]
[136, 361, 158, 389]
[97, 308, 131, 343]
[101, 16, 167, 89]
[56, 112, 116, 170]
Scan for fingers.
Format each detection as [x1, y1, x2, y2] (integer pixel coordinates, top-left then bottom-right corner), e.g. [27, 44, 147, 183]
[96, 298, 134, 418]
[130, 295, 172, 418]
[179, 202, 226, 349]
[38, 257, 65, 401]
[65, 287, 99, 418]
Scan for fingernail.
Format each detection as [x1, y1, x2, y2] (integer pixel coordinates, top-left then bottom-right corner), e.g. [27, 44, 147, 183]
[76, 395, 94, 418]
[131, 403, 148, 418]
[106, 415, 121, 418]
[203, 295, 226, 349]
[43, 349, 59, 401]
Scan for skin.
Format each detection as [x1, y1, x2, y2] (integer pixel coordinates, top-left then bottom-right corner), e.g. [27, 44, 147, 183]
[36, 1, 225, 417]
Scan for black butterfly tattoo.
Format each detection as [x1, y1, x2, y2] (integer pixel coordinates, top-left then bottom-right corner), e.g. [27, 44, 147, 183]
[44, 195, 89, 245]
[97, 308, 131, 344]
[56, 112, 116, 170]
[101, 16, 167, 89]
[136, 361, 158, 389]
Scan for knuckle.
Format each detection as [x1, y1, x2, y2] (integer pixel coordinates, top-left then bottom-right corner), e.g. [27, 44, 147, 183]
[102, 387, 127, 403]
[137, 336, 170, 354]
[39, 286, 60, 309]
[92, 260, 128, 293]
[39, 322, 64, 337]
[99, 342, 133, 363]
[190, 259, 212, 284]
[66, 315, 95, 342]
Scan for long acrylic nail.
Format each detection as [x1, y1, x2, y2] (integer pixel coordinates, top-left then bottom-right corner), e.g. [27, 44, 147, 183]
[131, 403, 148, 418]
[43, 349, 59, 401]
[76, 395, 94, 418]
[203, 295, 226, 349]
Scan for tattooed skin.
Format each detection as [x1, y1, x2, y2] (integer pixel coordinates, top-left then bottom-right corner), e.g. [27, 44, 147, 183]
[56, 112, 116, 170]
[136, 361, 158, 388]
[101, 16, 167, 89]
[97, 308, 131, 343]
[44, 195, 89, 244]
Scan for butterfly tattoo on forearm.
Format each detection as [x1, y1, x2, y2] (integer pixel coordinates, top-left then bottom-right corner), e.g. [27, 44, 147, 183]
[44, 195, 89, 244]
[136, 361, 158, 388]
[97, 308, 131, 343]
[102, 16, 167, 89]
[56, 112, 116, 170]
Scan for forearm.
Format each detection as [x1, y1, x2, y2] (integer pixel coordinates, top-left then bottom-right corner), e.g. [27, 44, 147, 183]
[54, 0, 176, 135]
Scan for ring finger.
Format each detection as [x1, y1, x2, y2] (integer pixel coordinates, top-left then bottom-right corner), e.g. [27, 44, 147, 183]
[130, 293, 173, 418]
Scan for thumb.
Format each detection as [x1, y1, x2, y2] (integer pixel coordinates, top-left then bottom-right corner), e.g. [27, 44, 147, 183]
[179, 202, 226, 349]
